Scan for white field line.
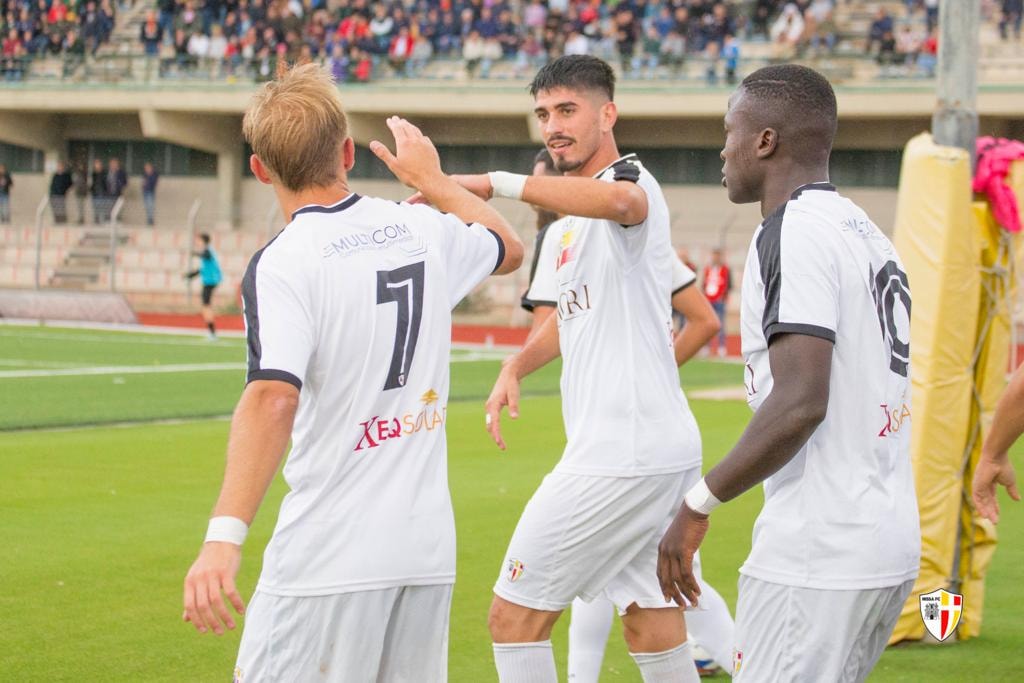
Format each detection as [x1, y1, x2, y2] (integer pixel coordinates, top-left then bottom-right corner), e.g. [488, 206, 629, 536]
[0, 317, 246, 339]
[0, 328, 244, 348]
[0, 358, 89, 368]
[0, 362, 246, 379]
[0, 350, 509, 379]
[688, 386, 749, 401]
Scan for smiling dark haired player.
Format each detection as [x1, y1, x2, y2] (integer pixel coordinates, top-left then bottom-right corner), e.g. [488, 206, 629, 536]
[448, 54, 706, 683]
[658, 64, 920, 682]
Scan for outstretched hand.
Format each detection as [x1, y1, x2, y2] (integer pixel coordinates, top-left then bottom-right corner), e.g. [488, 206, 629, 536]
[657, 504, 709, 608]
[369, 117, 444, 191]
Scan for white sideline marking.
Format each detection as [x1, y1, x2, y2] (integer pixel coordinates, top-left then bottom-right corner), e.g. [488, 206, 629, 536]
[0, 329, 244, 348]
[689, 386, 749, 401]
[0, 351, 507, 379]
[0, 362, 245, 379]
[0, 358, 87, 368]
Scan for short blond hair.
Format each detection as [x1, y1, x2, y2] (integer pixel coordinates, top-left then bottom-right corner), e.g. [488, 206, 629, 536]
[242, 63, 348, 192]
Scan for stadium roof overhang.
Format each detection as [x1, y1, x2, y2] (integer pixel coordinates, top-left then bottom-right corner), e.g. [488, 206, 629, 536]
[1, 84, 1022, 152]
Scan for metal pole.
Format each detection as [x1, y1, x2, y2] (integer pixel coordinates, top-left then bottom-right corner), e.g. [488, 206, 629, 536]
[33, 195, 48, 290]
[932, 1, 980, 168]
[186, 198, 201, 303]
[265, 201, 279, 243]
[109, 196, 125, 293]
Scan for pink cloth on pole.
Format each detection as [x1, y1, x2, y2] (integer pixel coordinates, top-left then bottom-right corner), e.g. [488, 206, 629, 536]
[973, 136, 1024, 233]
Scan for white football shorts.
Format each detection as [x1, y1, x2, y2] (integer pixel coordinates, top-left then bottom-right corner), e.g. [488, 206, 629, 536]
[494, 467, 700, 614]
[234, 584, 452, 683]
[732, 575, 914, 682]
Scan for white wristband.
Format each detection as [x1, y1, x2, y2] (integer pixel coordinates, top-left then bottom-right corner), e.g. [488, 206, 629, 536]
[488, 171, 527, 200]
[684, 478, 722, 516]
[204, 516, 249, 545]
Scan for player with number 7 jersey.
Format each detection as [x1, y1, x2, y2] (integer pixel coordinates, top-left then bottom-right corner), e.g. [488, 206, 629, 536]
[180, 64, 523, 683]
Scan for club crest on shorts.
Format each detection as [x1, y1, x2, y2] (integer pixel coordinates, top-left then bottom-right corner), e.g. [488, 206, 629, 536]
[732, 649, 742, 675]
[232, 666, 243, 683]
[919, 588, 963, 642]
[507, 558, 525, 583]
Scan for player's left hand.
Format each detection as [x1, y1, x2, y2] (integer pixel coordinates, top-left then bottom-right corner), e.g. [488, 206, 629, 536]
[484, 363, 520, 450]
[657, 503, 709, 608]
[182, 541, 245, 635]
[972, 451, 1020, 523]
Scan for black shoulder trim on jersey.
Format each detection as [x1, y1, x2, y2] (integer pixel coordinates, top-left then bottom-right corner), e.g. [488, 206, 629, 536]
[241, 231, 285, 384]
[291, 193, 362, 219]
[488, 228, 506, 274]
[520, 296, 556, 313]
[246, 368, 303, 390]
[594, 153, 639, 179]
[611, 158, 641, 184]
[765, 323, 836, 345]
[672, 279, 696, 296]
[790, 182, 836, 199]
[756, 201, 787, 340]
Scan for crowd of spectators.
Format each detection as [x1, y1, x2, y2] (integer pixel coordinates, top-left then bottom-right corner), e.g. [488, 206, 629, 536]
[139, 0, 983, 84]
[144, 0, 785, 83]
[2, 1, 1020, 84]
[1, 0, 117, 79]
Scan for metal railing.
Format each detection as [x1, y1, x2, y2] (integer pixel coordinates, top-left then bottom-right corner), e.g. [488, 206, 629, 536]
[33, 195, 49, 290]
[264, 202, 280, 244]
[0, 50, 980, 89]
[108, 196, 125, 293]
[185, 198, 202, 303]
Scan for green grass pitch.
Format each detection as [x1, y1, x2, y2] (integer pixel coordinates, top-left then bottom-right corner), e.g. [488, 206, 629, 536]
[0, 324, 1021, 681]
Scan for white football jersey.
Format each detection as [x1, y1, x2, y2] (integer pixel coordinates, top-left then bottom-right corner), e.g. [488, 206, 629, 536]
[523, 216, 695, 310]
[521, 216, 567, 312]
[553, 154, 701, 477]
[672, 258, 697, 294]
[739, 183, 920, 590]
[242, 193, 504, 596]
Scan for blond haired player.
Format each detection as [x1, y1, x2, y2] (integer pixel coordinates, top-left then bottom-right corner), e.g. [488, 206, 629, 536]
[180, 64, 522, 681]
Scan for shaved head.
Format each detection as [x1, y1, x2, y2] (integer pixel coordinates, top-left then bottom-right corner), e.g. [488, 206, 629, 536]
[736, 64, 837, 166]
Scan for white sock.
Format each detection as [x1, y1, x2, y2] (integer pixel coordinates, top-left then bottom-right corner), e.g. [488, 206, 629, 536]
[493, 641, 558, 683]
[568, 597, 614, 682]
[687, 578, 736, 672]
[630, 641, 701, 683]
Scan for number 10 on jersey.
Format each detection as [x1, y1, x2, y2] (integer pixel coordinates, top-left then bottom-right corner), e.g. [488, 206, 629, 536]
[376, 261, 425, 390]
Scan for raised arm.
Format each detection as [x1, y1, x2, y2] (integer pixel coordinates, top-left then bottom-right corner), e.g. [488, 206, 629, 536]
[371, 117, 524, 274]
[448, 172, 649, 226]
[658, 333, 832, 606]
[182, 379, 298, 635]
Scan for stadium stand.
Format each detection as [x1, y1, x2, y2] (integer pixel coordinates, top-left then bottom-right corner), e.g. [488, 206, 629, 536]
[3, 0, 1024, 84]
[2, 0, 1023, 325]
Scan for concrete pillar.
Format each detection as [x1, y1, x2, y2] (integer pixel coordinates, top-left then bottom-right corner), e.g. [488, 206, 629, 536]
[0, 112, 63, 154]
[139, 109, 243, 228]
[216, 146, 241, 231]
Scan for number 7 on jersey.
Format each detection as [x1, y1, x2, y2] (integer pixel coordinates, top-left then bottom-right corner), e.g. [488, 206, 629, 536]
[376, 261, 425, 390]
